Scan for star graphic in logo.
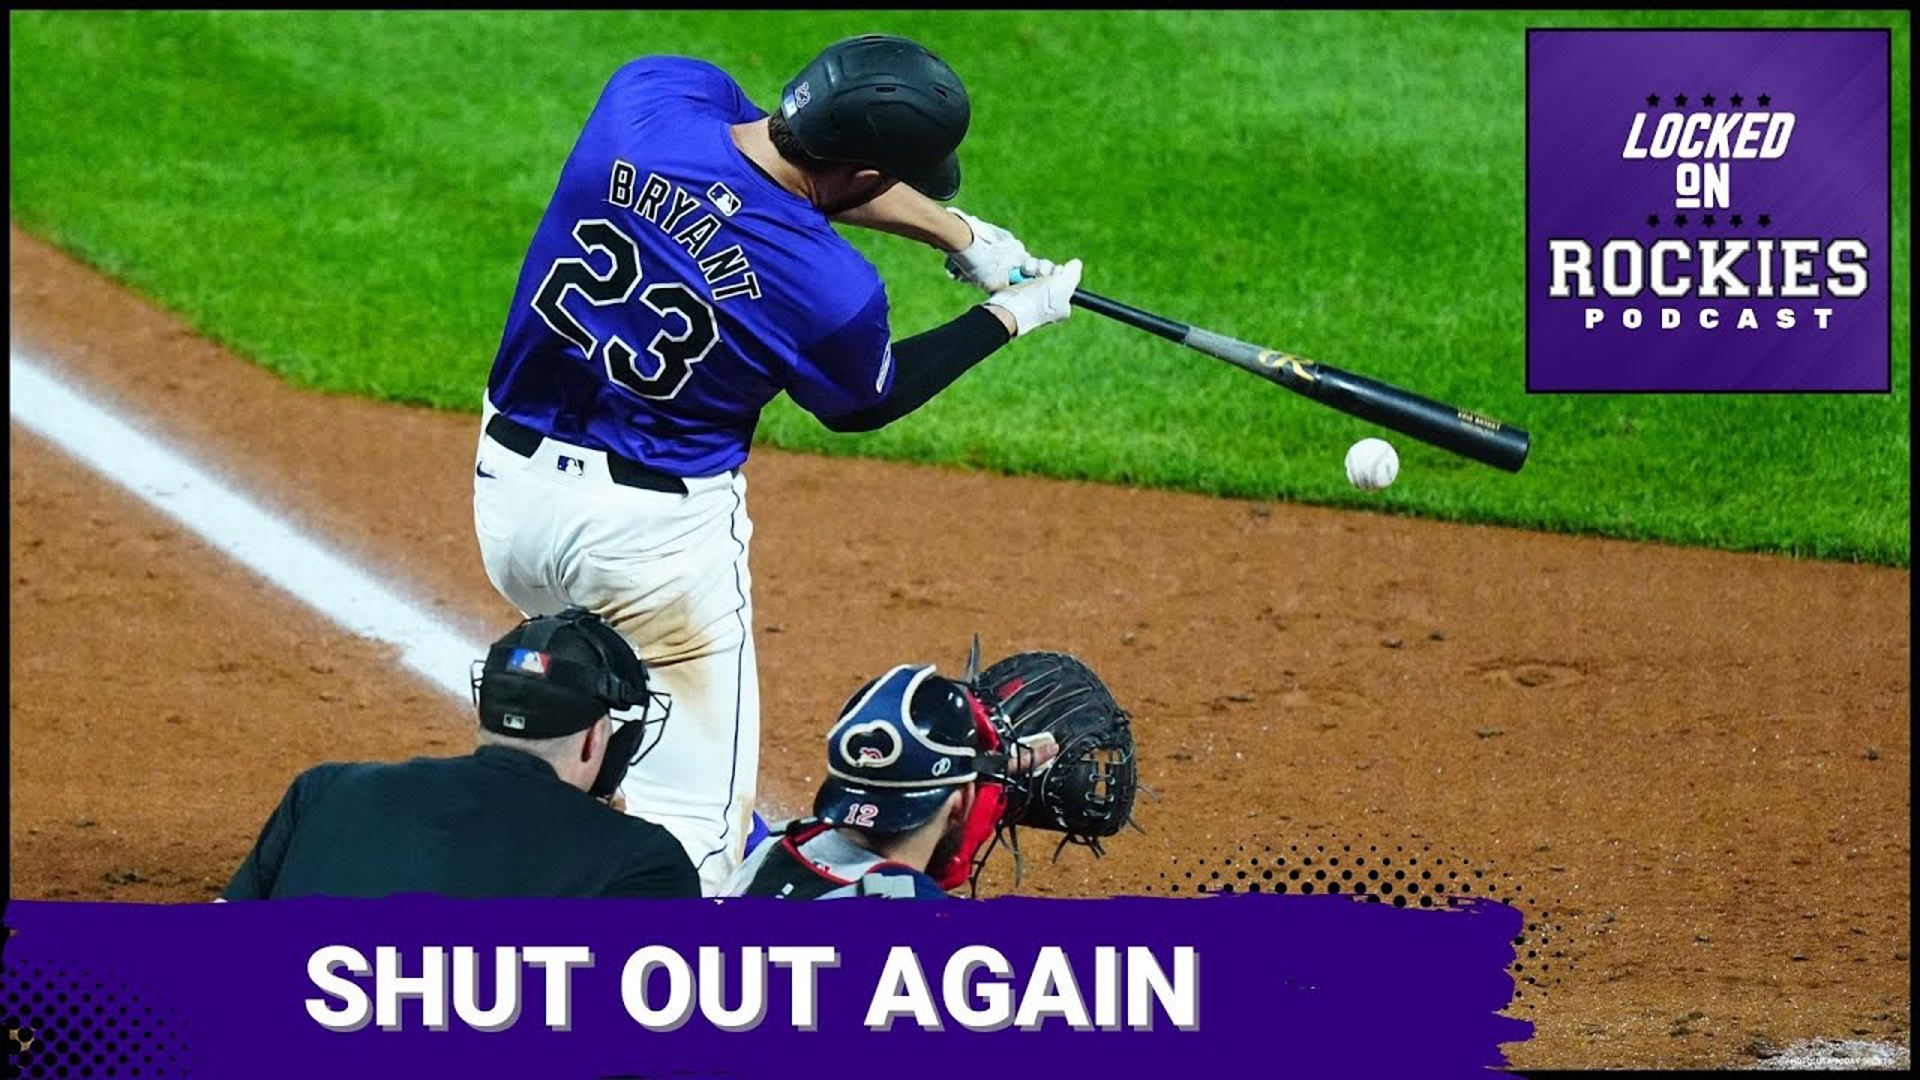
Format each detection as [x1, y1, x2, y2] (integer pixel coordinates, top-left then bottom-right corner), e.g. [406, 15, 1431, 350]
[1758, 213, 1772, 227]
[1757, 93, 1772, 108]
[1673, 93, 1689, 107]
[1701, 93, 1717, 107]
[1646, 213, 1661, 227]
[1674, 213, 1688, 227]
[1730, 214, 1744, 227]
[1645, 92, 1661, 107]
[1730, 93, 1745, 107]
[1702, 214, 1716, 226]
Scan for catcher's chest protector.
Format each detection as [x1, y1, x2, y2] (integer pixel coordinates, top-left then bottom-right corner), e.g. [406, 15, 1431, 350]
[733, 823, 925, 899]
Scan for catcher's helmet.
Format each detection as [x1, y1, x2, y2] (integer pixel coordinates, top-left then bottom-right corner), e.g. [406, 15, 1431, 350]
[814, 664, 1007, 834]
[779, 34, 969, 200]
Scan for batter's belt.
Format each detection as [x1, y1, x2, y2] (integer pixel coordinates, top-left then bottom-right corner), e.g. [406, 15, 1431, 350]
[485, 413, 691, 495]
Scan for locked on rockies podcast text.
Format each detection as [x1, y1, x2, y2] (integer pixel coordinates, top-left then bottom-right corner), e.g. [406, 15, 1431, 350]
[1525, 29, 1890, 392]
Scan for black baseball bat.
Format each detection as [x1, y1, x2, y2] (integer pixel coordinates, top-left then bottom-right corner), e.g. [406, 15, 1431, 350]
[1066, 287, 1532, 473]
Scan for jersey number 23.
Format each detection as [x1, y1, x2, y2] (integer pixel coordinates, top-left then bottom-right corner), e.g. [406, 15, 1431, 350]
[531, 219, 719, 401]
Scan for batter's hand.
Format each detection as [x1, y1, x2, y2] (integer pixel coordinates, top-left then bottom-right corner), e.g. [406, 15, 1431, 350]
[944, 208, 1042, 293]
[986, 258, 1082, 337]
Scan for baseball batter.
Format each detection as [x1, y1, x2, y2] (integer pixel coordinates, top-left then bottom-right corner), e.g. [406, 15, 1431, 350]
[473, 34, 1082, 892]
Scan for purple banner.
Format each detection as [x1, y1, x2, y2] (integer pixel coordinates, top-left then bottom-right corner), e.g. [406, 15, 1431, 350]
[3, 895, 1531, 1077]
[1527, 29, 1890, 392]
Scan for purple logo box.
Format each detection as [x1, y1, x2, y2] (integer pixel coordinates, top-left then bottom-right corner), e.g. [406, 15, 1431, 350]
[1527, 29, 1890, 392]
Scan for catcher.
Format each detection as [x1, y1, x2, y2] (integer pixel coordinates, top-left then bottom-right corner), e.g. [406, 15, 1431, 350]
[720, 647, 1137, 900]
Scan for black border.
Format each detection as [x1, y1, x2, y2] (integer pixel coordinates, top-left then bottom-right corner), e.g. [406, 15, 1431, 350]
[1523, 26, 1898, 395]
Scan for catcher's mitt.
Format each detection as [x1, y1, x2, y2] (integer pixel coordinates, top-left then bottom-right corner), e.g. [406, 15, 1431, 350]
[977, 650, 1140, 859]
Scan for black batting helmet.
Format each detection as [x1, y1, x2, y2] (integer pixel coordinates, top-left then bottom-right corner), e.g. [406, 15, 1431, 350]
[779, 34, 970, 200]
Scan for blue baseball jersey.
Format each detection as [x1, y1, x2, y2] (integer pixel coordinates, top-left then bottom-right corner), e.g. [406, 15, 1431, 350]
[487, 57, 896, 477]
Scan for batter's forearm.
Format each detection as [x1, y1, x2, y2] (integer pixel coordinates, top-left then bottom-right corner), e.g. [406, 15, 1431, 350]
[820, 306, 1011, 433]
[831, 185, 973, 252]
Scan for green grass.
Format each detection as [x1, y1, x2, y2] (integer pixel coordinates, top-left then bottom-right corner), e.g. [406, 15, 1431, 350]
[8, 10, 1910, 564]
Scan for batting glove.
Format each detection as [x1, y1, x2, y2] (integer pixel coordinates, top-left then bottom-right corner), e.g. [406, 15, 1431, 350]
[944, 208, 1038, 292]
[986, 258, 1083, 337]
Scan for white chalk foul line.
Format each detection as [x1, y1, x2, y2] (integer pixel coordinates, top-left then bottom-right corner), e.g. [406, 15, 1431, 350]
[9, 348, 485, 702]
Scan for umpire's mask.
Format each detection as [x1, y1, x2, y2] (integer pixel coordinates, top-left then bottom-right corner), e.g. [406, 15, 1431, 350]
[472, 607, 670, 799]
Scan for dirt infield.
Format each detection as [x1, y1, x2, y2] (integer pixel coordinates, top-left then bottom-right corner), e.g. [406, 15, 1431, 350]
[7, 226, 1910, 1068]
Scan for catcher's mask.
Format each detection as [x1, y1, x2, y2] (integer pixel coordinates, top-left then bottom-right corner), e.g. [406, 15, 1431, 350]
[813, 663, 1014, 891]
[471, 607, 670, 800]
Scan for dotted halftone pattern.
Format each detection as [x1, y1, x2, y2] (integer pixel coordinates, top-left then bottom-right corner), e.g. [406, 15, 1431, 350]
[1138, 836, 1571, 1015]
[3, 958, 192, 1078]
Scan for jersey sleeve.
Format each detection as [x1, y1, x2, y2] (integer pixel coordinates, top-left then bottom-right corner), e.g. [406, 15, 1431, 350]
[618, 56, 766, 123]
[787, 284, 896, 425]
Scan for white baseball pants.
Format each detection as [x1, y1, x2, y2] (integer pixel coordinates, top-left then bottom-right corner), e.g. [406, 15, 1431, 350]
[471, 401, 759, 895]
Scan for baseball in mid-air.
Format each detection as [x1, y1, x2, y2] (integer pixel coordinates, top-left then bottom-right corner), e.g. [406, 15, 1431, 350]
[1345, 437, 1399, 491]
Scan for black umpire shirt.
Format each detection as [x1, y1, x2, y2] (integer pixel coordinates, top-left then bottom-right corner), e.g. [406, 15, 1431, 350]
[222, 745, 698, 899]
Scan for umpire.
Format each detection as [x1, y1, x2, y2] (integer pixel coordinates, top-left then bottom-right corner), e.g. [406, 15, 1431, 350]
[223, 608, 699, 899]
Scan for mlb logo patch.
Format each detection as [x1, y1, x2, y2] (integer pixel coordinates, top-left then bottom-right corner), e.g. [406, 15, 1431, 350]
[556, 455, 585, 476]
[707, 182, 742, 216]
[1526, 29, 1890, 392]
[509, 649, 549, 676]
